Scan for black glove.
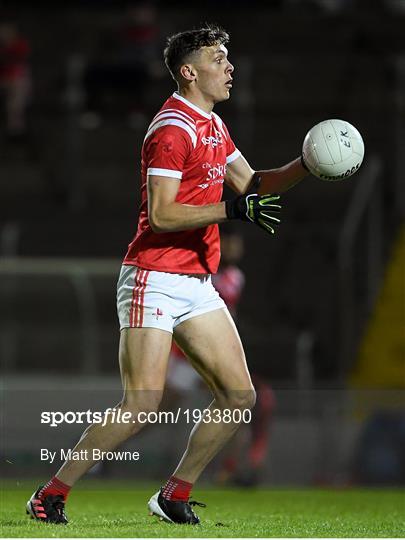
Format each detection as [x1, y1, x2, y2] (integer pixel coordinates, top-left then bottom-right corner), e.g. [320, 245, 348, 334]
[225, 193, 281, 234]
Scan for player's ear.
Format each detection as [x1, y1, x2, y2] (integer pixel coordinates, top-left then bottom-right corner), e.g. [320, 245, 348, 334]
[180, 64, 196, 82]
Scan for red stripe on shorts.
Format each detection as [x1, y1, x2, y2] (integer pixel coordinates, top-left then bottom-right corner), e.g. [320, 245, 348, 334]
[133, 269, 143, 326]
[132, 269, 149, 327]
[138, 271, 149, 327]
[130, 268, 141, 327]
[134, 269, 144, 327]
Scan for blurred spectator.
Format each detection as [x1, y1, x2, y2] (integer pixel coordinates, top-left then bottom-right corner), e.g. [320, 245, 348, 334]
[352, 411, 405, 485]
[80, 2, 163, 129]
[0, 22, 31, 140]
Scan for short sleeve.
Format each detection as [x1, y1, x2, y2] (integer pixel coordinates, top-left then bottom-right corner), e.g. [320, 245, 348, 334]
[217, 118, 241, 165]
[144, 125, 193, 180]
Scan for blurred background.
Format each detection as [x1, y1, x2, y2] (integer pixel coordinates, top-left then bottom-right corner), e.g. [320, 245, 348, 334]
[1, 0, 404, 488]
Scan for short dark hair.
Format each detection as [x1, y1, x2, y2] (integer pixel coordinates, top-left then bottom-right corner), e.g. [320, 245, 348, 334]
[164, 24, 229, 81]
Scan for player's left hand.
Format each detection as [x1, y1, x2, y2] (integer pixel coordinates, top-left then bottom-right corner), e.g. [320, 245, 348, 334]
[225, 193, 281, 234]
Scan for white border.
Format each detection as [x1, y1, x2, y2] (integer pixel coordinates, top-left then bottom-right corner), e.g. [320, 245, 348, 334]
[172, 92, 212, 120]
[147, 168, 182, 179]
[226, 149, 241, 164]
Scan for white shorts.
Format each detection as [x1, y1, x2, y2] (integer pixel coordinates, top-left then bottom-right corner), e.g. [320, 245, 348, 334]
[116, 265, 226, 334]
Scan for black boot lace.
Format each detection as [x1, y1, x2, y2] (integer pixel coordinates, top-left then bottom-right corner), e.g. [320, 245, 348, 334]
[189, 500, 206, 508]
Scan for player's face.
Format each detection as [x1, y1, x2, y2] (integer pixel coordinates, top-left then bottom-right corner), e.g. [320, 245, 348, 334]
[194, 44, 234, 103]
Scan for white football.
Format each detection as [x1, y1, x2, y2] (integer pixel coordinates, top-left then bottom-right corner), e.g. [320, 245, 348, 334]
[302, 119, 365, 181]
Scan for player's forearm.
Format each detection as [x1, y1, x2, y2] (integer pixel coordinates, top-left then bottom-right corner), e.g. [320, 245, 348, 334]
[149, 201, 227, 233]
[257, 157, 308, 194]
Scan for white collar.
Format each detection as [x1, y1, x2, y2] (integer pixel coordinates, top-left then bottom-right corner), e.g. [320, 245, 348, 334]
[172, 92, 212, 120]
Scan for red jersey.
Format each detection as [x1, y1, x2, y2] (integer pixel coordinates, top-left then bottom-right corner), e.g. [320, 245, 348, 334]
[123, 92, 240, 274]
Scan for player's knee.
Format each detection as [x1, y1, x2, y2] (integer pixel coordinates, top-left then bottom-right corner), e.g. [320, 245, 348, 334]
[241, 388, 257, 410]
[222, 387, 256, 411]
[121, 391, 163, 429]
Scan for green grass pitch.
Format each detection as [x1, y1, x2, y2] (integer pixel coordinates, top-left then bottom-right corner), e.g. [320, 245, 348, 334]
[0, 480, 404, 537]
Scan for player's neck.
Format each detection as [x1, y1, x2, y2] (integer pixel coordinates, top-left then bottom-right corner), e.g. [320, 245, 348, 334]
[177, 87, 214, 115]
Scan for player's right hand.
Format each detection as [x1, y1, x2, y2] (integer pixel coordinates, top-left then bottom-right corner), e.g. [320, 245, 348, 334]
[225, 193, 281, 234]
